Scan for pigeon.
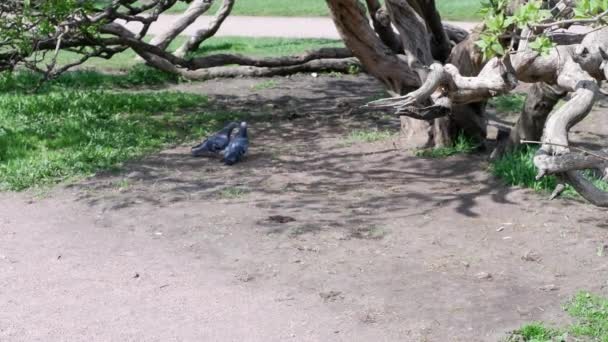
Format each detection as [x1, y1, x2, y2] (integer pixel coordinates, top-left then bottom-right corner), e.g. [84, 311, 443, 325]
[191, 122, 238, 156]
[223, 122, 249, 165]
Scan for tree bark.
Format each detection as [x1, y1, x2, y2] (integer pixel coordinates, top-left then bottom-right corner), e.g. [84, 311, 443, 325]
[507, 82, 566, 151]
[327, 0, 485, 148]
[174, 0, 235, 57]
[148, 0, 214, 51]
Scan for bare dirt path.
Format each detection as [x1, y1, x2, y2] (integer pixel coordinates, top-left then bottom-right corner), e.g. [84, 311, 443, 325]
[1, 75, 607, 341]
[120, 15, 480, 39]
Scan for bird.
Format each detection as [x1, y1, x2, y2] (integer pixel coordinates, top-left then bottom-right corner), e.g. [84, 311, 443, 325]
[191, 122, 238, 156]
[223, 122, 249, 165]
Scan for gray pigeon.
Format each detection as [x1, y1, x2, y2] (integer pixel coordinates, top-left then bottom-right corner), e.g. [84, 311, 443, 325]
[223, 122, 249, 165]
[191, 122, 238, 156]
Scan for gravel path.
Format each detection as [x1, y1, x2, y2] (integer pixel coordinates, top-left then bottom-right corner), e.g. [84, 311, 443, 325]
[120, 15, 479, 39]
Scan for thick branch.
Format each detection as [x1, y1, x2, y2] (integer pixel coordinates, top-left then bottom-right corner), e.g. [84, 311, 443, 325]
[174, 0, 235, 57]
[148, 0, 215, 51]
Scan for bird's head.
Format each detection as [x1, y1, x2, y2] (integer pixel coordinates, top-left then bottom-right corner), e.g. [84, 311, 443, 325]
[220, 121, 239, 134]
[238, 121, 248, 137]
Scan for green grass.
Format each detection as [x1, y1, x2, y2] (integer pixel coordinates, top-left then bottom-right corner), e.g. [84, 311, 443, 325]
[566, 292, 608, 340]
[252, 80, 279, 90]
[1, 65, 178, 92]
[52, 37, 343, 70]
[491, 146, 608, 197]
[0, 71, 250, 190]
[218, 186, 250, 199]
[152, 0, 482, 20]
[436, 0, 483, 21]
[490, 94, 526, 114]
[508, 292, 608, 342]
[343, 128, 394, 145]
[415, 132, 479, 158]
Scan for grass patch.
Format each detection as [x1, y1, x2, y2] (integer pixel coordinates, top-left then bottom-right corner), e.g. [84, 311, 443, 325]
[491, 146, 608, 196]
[343, 128, 394, 145]
[1, 65, 178, 93]
[490, 93, 526, 114]
[351, 226, 387, 240]
[142, 0, 482, 20]
[415, 132, 479, 158]
[252, 80, 279, 90]
[566, 292, 608, 340]
[0, 86, 248, 191]
[51, 37, 343, 71]
[508, 291, 608, 342]
[507, 322, 564, 342]
[218, 186, 250, 199]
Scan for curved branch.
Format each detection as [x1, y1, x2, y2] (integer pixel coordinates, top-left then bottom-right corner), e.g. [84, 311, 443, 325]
[174, 0, 235, 57]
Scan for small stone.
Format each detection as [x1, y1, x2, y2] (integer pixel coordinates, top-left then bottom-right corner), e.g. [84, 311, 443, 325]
[522, 250, 542, 262]
[496, 226, 505, 232]
[236, 271, 255, 283]
[126, 171, 143, 179]
[476, 272, 493, 280]
[319, 290, 343, 302]
[311, 72, 318, 78]
[539, 284, 559, 291]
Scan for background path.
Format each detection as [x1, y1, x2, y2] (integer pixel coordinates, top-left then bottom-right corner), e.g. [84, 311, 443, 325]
[121, 15, 479, 39]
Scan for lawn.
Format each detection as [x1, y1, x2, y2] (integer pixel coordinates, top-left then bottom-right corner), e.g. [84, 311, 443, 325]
[141, 0, 482, 21]
[0, 69, 250, 191]
[508, 291, 608, 342]
[53, 37, 344, 70]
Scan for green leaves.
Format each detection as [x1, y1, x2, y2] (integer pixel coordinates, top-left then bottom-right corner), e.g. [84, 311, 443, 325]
[529, 35, 556, 56]
[475, 33, 505, 60]
[477, 0, 559, 61]
[574, 0, 608, 18]
[511, 0, 552, 29]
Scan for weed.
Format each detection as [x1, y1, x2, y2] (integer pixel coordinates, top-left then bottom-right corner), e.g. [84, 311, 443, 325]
[343, 129, 394, 145]
[252, 80, 278, 90]
[508, 291, 608, 341]
[351, 226, 387, 240]
[490, 94, 526, 114]
[491, 146, 608, 197]
[218, 186, 250, 199]
[415, 132, 479, 158]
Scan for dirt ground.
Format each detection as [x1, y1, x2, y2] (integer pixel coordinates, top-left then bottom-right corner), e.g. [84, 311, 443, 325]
[1, 74, 607, 342]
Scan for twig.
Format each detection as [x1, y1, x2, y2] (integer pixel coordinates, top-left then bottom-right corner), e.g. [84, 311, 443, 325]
[520, 140, 608, 162]
[533, 9, 608, 29]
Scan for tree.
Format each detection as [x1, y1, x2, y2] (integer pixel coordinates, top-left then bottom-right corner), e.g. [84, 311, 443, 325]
[326, 0, 486, 148]
[340, 0, 608, 206]
[0, 0, 357, 80]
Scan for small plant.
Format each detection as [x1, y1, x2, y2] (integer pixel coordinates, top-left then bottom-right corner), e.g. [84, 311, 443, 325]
[218, 186, 250, 199]
[343, 129, 394, 145]
[508, 291, 608, 341]
[506, 322, 563, 342]
[115, 178, 131, 190]
[491, 146, 608, 196]
[351, 226, 387, 240]
[565, 291, 608, 340]
[252, 79, 278, 90]
[347, 64, 361, 75]
[415, 132, 479, 158]
[490, 94, 526, 114]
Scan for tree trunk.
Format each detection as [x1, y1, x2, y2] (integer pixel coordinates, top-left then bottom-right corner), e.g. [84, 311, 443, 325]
[508, 82, 566, 150]
[174, 0, 235, 57]
[148, 0, 214, 51]
[326, 0, 485, 148]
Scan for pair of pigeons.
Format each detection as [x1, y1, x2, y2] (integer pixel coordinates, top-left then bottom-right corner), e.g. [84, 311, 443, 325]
[191, 121, 249, 165]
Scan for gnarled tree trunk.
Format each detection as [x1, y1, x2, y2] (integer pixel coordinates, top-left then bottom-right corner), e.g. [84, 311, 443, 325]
[326, 0, 486, 148]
